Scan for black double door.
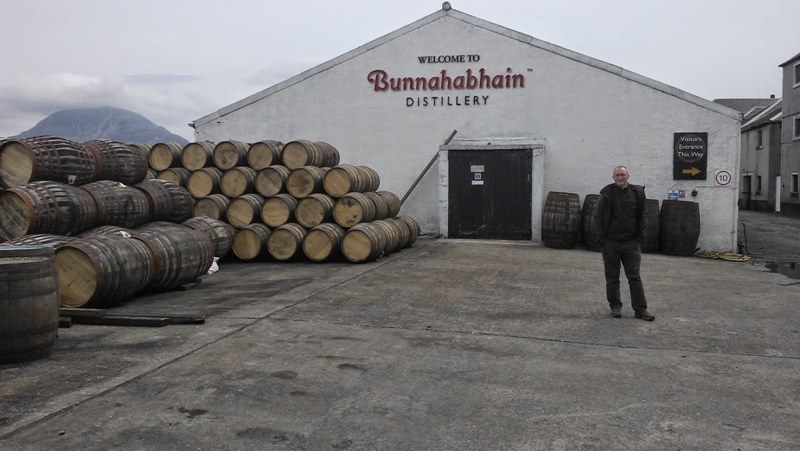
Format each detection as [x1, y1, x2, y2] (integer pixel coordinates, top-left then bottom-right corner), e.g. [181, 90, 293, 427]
[448, 149, 532, 240]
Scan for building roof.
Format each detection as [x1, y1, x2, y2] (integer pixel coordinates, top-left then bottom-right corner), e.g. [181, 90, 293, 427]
[741, 98, 782, 132]
[713, 98, 776, 114]
[779, 52, 800, 67]
[194, 6, 741, 127]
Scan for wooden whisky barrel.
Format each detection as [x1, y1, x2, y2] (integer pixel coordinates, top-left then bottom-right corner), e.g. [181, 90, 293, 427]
[246, 140, 283, 170]
[181, 141, 215, 171]
[0, 246, 59, 364]
[193, 194, 231, 220]
[227, 194, 265, 228]
[341, 223, 387, 263]
[55, 234, 155, 307]
[183, 216, 237, 258]
[376, 191, 400, 218]
[83, 139, 148, 185]
[148, 142, 183, 171]
[261, 194, 299, 228]
[135, 222, 214, 292]
[232, 223, 272, 260]
[580, 194, 602, 252]
[363, 192, 388, 221]
[220, 166, 257, 198]
[395, 215, 420, 247]
[157, 167, 191, 187]
[333, 192, 377, 228]
[0, 136, 97, 188]
[541, 192, 581, 249]
[213, 140, 249, 170]
[282, 140, 340, 170]
[302, 223, 345, 262]
[0, 181, 97, 241]
[286, 166, 328, 199]
[322, 164, 378, 197]
[659, 200, 700, 256]
[642, 199, 660, 253]
[296, 193, 335, 229]
[81, 180, 152, 228]
[135, 179, 193, 223]
[255, 165, 291, 197]
[187, 167, 224, 198]
[267, 223, 307, 261]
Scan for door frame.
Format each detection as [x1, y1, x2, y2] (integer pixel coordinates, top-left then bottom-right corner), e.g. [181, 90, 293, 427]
[438, 137, 545, 242]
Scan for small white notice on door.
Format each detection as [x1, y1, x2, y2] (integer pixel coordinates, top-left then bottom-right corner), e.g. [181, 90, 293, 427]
[472, 180, 484, 185]
[470, 165, 484, 172]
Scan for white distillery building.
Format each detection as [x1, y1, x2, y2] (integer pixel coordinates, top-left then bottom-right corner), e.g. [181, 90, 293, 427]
[192, 4, 741, 252]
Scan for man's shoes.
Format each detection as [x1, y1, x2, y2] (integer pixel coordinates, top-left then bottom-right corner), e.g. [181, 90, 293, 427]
[635, 310, 655, 321]
[610, 305, 622, 318]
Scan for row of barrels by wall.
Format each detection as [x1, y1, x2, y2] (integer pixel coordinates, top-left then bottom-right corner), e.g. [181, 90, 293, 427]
[541, 191, 701, 256]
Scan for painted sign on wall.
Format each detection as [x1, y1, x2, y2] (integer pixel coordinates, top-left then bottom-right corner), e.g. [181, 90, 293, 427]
[673, 132, 708, 180]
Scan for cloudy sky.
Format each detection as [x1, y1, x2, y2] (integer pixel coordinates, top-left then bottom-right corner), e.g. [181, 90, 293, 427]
[1, 0, 797, 141]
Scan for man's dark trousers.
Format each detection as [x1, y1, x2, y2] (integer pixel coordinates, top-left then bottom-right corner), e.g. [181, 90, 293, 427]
[601, 239, 647, 311]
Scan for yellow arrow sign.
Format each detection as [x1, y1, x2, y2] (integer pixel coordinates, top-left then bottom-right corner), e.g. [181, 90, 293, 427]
[682, 167, 701, 176]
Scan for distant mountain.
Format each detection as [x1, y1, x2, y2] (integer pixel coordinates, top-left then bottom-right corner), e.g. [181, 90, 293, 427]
[12, 106, 189, 145]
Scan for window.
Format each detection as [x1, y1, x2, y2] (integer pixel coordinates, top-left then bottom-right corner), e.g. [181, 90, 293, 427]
[795, 61, 800, 87]
[792, 173, 799, 193]
[756, 175, 762, 194]
[794, 115, 800, 140]
[757, 130, 763, 149]
[742, 175, 752, 194]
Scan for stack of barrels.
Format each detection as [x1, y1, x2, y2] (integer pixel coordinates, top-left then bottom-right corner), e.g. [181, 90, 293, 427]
[544, 190, 699, 256]
[154, 138, 421, 263]
[0, 136, 233, 310]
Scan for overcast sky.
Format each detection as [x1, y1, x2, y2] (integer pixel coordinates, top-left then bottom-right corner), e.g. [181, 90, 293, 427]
[1, 0, 797, 141]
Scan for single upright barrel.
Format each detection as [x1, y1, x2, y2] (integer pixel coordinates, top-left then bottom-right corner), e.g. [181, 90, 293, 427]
[0, 245, 59, 364]
[659, 200, 700, 256]
[541, 192, 581, 249]
[580, 194, 602, 252]
[642, 199, 660, 253]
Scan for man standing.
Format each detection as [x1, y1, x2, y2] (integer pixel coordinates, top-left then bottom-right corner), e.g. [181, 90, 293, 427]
[593, 165, 655, 321]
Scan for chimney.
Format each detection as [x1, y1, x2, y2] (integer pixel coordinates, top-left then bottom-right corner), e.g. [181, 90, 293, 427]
[770, 94, 775, 98]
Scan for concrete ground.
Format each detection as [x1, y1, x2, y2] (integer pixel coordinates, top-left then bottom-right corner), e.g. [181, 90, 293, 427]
[1, 211, 799, 450]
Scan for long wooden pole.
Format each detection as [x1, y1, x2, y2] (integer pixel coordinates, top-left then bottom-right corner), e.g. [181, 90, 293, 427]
[399, 129, 457, 207]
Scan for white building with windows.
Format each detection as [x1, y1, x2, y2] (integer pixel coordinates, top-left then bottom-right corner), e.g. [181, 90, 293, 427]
[192, 4, 741, 251]
[779, 52, 800, 215]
